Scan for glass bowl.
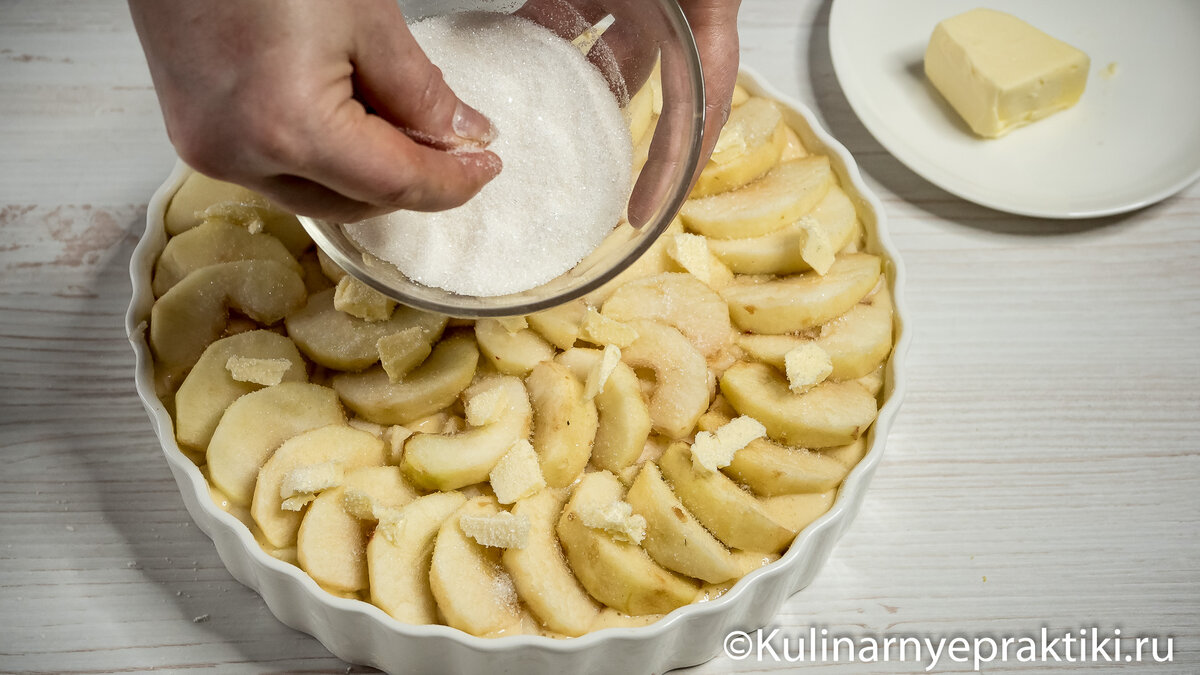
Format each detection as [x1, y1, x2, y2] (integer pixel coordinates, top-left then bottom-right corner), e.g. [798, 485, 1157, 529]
[298, 0, 705, 318]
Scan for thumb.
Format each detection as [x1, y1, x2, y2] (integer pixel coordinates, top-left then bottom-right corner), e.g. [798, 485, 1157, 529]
[680, 0, 742, 171]
[352, 8, 496, 149]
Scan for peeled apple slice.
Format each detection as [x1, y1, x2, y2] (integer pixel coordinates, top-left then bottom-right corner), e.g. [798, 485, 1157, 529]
[720, 362, 877, 449]
[149, 259, 307, 384]
[720, 253, 881, 334]
[706, 186, 861, 275]
[152, 219, 299, 297]
[165, 171, 311, 254]
[556, 471, 697, 615]
[206, 382, 345, 507]
[691, 97, 786, 198]
[682, 156, 835, 240]
[173, 330, 307, 452]
[501, 489, 600, 636]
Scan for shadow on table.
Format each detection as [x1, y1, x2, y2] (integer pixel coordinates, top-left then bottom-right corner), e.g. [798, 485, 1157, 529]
[76, 211, 378, 674]
[800, 0, 1164, 239]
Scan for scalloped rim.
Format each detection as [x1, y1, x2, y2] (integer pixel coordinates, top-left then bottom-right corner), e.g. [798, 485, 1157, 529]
[124, 66, 911, 673]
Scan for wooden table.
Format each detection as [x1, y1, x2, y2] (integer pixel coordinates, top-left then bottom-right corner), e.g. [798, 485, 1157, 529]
[3, 1, 1196, 672]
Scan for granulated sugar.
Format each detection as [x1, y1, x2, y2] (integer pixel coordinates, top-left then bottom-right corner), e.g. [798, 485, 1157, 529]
[344, 12, 632, 297]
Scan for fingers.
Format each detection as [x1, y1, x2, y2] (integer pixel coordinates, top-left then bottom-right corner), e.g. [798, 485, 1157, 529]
[293, 97, 503, 218]
[517, 0, 656, 103]
[351, 7, 496, 149]
[134, 0, 504, 222]
[679, 0, 742, 173]
[627, 44, 696, 229]
[253, 174, 384, 223]
[209, 85, 501, 220]
[259, 6, 505, 220]
[627, 0, 742, 227]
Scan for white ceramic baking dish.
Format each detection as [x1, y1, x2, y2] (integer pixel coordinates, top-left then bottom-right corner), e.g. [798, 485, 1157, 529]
[125, 66, 911, 674]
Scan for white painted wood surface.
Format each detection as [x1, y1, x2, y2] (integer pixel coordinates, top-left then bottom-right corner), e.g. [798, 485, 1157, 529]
[1, 1, 1196, 672]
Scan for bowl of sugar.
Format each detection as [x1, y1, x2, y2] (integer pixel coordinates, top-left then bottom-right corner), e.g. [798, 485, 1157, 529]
[298, 0, 705, 317]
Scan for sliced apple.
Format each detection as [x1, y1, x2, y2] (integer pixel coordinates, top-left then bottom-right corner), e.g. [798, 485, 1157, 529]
[525, 361, 598, 487]
[705, 218, 811, 276]
[624, 75, 656, 146]
[720, 362, 877, 448]
[164, 170, 310, 254]
[315, 247, 347, 283]
[297, 250, 335, 294]
[857, 366, 885, 398]
[285, 287, 447, 371]
[725, 437, 849, 496]
[810, 185, 861, 247]
[332, 332, 479, 425]
[583, 217, 683, 306]
[664, 232, 734, 291]
[691, 97, 786, 198]
[730, 84, 750, 107]
[759, 491, 835, 534]
[682, 156, 834, 240]
[338, 465, 420, 517]
[556, 471, 697, 615]
[620, 321, 710, 439]
[706, 187, 861, 275]
[296, 465, 417, 593]
[694, 550, 780, 601]
[579, 308, 639, 349]
[150, 260, 307, 384]
[475, 319, 556, 376]
[735, 333, 806, 370]
[251, 425, 386, 548]
[153, 219, 300, 297]
[429, 497, 523, 636]
[174, 330, 307, 452]
[816, 286, 894, 380]
[206, 382, 344, 506]
[658, 442, 793, 553]
[367, 491, 467, 624]
[601, 273, 732, 358]
[779, 124, 809, 161]
[821, 437, 869, 468]
[631, 115, 654, 178]
[405, 412, 452, 435]
[555, 348, 652, 473]
[626, 463, 739, 583]
[401, 376, 532, 491]
[501, 489, 600, 636]
[526, 298, 586, 350]
[721, 253, 882, 334]
[296, 486, 371, 592]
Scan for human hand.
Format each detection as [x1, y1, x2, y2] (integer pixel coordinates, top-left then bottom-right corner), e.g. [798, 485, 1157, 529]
[516, 0, 741, 226]
[518, 0, 741, 174]
[677, 0, 742, 176]
[128, 0, 502, 223]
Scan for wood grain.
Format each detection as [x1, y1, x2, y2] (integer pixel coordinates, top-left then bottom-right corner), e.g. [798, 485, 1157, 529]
[1, 1, 1197, 673]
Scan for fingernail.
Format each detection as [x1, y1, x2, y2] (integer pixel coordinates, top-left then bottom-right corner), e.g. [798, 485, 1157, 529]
[450, 146, 503, 180]
[453, 101, 496, 146]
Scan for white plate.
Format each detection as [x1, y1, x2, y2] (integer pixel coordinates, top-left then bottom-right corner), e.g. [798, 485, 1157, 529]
[829, 0, 1200, 218]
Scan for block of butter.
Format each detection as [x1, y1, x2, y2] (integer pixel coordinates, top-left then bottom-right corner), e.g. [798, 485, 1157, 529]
[924, 8, 1089, 138]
